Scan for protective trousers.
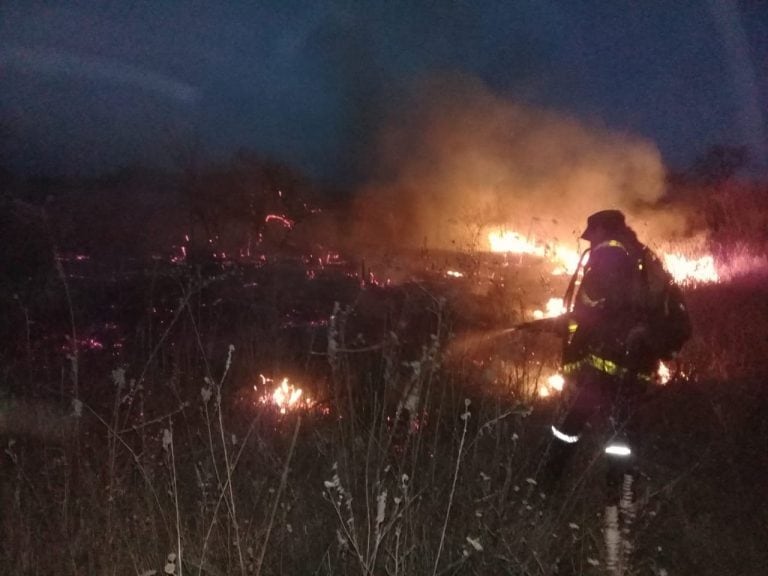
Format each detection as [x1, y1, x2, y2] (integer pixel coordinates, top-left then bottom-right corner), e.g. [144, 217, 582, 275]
[542, 367, 642, 502]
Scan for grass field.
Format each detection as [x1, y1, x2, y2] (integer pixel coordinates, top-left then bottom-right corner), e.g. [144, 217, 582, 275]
[1, 235, 767, 576]
[2, 172, 768, 575]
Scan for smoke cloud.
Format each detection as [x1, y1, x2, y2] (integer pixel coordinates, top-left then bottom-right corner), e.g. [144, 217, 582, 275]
[350, 75, 681, 252]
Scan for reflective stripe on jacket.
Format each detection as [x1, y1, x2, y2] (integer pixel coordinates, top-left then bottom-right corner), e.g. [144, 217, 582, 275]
[563, 236, 647, 374]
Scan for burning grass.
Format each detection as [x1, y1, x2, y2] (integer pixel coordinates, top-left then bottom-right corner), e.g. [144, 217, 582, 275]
[485, 224, 736, 286]
[2, 190, 768, 574]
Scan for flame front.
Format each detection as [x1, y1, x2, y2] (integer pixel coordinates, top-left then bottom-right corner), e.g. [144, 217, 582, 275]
[662, 253, 719, 285]
[488, 230, 546, 256]
[487, 226, 721, 285]
[487, 228, 580, 275]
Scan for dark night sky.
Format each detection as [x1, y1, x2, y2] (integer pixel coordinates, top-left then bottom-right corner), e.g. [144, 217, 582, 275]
[1, 1, 766, 183]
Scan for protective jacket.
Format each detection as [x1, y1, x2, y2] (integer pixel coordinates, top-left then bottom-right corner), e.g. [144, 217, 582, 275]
[563, 236, 655, 380]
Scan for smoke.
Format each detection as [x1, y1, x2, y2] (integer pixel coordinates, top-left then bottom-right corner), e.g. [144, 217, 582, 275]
[350, 75, 683, 251]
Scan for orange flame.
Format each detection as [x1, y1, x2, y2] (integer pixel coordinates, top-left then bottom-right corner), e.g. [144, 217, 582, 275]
[533, 297, 566, 319]
[488, 230, 545, 256]
[662, 253, 719, 285]
[257, 375, 313, 413]
[550, 245, 581, 276]
[487, 228, 580, 275]
[488, 225, 722, 285]
[538, 372, 566, 397]
[657, 362, 671, 385]
[547, 373, 565, 391]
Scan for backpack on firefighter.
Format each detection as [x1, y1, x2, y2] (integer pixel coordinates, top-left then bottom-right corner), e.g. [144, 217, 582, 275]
[560, 243, 692, 362]
[636, 246, 692, 360]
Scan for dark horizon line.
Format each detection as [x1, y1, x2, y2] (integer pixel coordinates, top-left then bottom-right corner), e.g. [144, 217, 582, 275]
[2, 142, 763, 193]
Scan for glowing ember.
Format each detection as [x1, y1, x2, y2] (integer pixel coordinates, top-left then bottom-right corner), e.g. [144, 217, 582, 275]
[265, 214, 295, 229]
[662, 253, 719, 285]
[657, 362, 671, 385]
[62, 337, 106, 352]
[533, 297, 566, 319]
[325, 252, 345, 265]
[256, 375, 313, 414]
[58, 253, 91, 262]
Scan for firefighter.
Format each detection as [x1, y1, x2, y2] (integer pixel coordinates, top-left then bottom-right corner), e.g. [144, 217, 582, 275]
[541, 210, 658, 496]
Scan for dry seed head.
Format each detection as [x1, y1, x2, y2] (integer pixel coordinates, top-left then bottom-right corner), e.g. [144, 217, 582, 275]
[112, 367, 126, 387]
[466, 536, 483, 552]
[376, 490, 387, 527]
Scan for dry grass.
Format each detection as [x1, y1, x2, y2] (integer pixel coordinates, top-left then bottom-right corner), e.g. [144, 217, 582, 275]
[2, 178, 768, 574]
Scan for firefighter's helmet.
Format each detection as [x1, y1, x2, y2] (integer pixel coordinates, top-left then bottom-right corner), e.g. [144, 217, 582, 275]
[580, 209, 626, 241]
